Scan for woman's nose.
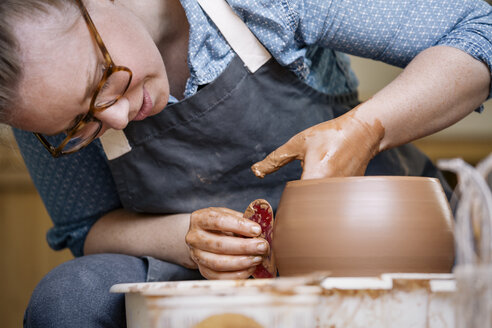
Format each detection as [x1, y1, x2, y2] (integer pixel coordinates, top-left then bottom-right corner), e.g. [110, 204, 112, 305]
[94, 97, 130, 130]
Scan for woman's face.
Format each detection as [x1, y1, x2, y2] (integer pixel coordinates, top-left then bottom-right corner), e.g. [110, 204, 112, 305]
[11, 0, 169, 136]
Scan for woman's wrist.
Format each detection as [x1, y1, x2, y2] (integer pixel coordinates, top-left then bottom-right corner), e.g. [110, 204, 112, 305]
[349, 105, 385, 156]
[84, 209, 197, 268]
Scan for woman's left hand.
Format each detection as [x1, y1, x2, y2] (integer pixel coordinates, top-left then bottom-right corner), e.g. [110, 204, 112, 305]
[252, 46, 491, 182]
[251, 108, 385, 180]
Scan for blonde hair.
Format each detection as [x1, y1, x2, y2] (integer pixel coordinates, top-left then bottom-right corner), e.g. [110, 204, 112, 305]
[0, 0, 76, 124]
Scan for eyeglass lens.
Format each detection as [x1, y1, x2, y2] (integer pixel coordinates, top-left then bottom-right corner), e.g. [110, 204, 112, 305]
[94, 70, 131, 108]
[62, 70, 131, 153]
[62, 120, 102, 153]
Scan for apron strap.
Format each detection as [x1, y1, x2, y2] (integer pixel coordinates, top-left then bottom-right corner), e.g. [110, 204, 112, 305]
[99, 128, 132, 160]
[197, 0, 272, 73]
[100, 0, 273, 160]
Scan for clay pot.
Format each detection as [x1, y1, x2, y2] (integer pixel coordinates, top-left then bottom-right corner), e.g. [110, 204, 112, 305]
[273, 176, 455, 277]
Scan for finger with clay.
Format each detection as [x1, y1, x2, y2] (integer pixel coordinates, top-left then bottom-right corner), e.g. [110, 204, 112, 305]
[186, 207, 270, 279]
[251, 106, 385, 180]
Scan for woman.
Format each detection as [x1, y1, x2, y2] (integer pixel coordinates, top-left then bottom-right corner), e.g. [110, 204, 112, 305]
[1, 0, 490, 326]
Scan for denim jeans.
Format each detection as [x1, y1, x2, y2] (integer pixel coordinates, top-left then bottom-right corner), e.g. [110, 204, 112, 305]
[24, 254, 203, 328]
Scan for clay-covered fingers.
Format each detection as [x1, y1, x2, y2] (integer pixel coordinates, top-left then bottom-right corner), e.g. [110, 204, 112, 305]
[190, 248, 263, 272]
[186, 230, 269, 255]
[301, 149, 338, 180]
[187, 207, 269, 279]
[251, 133, 305, 178]
[197, 265, 256, 280]
[251, 107, 385, 180]
[189, 207, 262, 237]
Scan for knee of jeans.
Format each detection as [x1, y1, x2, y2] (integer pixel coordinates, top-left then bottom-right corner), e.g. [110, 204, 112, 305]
[24, 253, 147, 328]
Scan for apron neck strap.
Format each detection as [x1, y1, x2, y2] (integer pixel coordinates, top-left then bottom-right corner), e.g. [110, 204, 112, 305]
[197, 0, 272, 73]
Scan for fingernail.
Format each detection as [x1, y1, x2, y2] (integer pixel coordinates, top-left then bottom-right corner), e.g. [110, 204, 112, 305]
[257, 242, 267, 252]
[251, 225, 261, 234]
[253, 256, 262, 263]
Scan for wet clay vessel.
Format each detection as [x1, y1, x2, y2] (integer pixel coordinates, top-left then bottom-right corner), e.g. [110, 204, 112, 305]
[273, 176, 455, 277]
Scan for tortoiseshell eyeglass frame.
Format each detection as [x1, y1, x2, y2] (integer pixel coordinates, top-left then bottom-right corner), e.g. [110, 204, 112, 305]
[34, 0, 132, 158]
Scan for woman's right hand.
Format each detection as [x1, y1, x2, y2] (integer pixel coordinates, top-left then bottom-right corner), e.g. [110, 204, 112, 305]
[185, 207, 270, 280]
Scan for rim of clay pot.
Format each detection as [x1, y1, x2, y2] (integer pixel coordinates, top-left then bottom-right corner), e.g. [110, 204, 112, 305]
[285, 175, 439, 187]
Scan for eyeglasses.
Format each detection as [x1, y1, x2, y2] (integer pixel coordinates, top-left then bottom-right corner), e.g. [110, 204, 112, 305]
[34, 0, 132, 158]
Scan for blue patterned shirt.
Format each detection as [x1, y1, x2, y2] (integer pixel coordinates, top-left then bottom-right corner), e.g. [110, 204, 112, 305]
[14, 0, 492, 256]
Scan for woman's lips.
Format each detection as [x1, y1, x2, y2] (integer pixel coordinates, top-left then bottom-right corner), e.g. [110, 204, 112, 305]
[133, 87, 153, 121]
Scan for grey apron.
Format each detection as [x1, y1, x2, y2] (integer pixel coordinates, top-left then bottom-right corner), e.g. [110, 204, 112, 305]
[102, 1, 452, 214]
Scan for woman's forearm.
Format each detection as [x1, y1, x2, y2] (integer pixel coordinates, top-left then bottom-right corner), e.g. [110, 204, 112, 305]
[83, 209, 197, 269]
[355, 45, 490, 151]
